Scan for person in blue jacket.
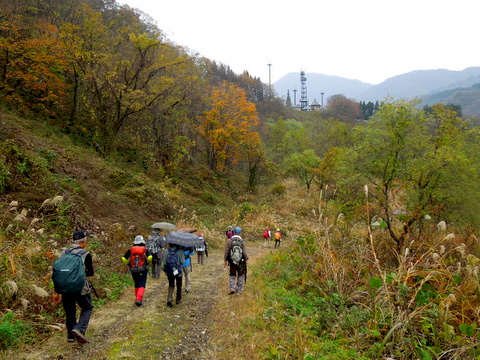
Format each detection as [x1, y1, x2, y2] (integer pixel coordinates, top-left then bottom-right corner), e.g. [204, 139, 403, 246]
[182, 246, 195, 293]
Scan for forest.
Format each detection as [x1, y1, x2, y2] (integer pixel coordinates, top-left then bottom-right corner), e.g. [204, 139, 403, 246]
[3, 0, 480, 359]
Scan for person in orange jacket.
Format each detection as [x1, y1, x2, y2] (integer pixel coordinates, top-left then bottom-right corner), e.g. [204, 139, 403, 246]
[274, 228, 282, 249]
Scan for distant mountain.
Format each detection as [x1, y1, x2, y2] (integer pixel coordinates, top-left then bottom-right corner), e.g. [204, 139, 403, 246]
[357, 67, 480, 102]
[273, 67, 480, 116]
[273, 73, 372, 106]
[420, 84, 480, 117]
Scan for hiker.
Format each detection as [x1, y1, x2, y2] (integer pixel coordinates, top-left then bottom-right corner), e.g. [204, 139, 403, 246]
[183, 246, 195, 293]
[146, 228, 166, 279]
[225, 226, 234, 239]
[162, 243, 185, 307]
[121, 235, 153, 307]
[195, 233, 207, 265]
[58, 230, 94, 344]
[263, 227, 271, 245]
[224, 226, 249, 295]
[274, 228, 282, 249]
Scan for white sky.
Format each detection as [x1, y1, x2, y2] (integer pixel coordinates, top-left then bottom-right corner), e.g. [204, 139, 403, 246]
[119, 0, 479, 85]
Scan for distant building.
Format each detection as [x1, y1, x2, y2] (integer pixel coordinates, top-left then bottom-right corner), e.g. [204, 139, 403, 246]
[309, 99, 321, 111]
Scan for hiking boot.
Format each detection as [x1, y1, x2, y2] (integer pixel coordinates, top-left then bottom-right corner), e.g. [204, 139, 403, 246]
[185, 289, 189, 293]
[167, 301, 173, 307]
[176, 299, 182, 305]
[228, 290, 236, 295]
[67, 338, 75, 343]
[135, 301, 143, 307]
[71, 329, 88, 344]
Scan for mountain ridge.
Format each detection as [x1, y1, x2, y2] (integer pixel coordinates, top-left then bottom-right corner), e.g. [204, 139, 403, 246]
[273, 67, 480, 116]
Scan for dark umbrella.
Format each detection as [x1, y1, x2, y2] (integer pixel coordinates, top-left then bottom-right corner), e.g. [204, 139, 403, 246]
[165, 231, 203, 247]
[151, 222, 177, 230]
[177, 227, 197, 233]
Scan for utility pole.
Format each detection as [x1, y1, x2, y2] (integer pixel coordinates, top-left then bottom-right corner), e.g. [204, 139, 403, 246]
[321, 92, 324, 108]
[267, 63, 272, 99]
[293, 89, 297, 107]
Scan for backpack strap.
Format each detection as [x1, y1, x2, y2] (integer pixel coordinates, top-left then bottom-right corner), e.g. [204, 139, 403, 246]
[66, 248, 87, 260]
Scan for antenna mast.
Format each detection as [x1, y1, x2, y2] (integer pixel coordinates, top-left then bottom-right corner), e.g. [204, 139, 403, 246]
[300, 71, 308, 111]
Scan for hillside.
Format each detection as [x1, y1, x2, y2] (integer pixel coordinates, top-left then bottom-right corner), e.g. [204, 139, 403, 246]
[420, 83, 480, 117]
[4, 0, 480, 358]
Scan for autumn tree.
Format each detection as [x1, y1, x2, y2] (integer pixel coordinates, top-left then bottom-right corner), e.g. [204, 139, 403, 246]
[325, 94, 362, 122]
[60, 3, 194, 152]
[0, 4, 68, 116]
[198, 81, 260, 173]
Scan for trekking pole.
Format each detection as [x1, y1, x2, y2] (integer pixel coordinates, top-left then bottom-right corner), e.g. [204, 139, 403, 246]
[244, 261, 247, 284]
[88, 279, 99, 298]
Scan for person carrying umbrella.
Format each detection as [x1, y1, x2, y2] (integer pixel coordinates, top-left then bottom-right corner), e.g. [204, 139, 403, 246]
[162, 243, 185, 307]
[146, 227, 166, 279]
[161, 231, 203, 307]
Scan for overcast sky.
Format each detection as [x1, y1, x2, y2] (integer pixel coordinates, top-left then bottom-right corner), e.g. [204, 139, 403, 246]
[119, 0, 479, 85]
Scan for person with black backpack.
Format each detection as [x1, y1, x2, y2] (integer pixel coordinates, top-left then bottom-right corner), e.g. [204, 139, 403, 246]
[53, 230, 94, 344]
[223, 227, 249, 296]
[146, 228, 166, 279]
[161, 243, 185, 307]
[121, 235, 153, 307]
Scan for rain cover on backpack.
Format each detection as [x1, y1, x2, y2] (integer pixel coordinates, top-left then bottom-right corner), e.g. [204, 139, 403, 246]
[229, 237, 243, 265]
[164, 248, 181, 276]
[129, 246, 147, 273]
[52, 249, 87, 294]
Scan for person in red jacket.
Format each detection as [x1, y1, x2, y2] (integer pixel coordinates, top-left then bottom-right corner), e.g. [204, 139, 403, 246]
[122, 235, 152, 307]
[263, 227, 271, 246]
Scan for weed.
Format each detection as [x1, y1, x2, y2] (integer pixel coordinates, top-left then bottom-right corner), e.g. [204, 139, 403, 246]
[0, 312, 30, 350]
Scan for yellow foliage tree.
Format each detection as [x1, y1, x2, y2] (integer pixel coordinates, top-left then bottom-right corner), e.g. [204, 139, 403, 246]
[198, 81, 259, 173]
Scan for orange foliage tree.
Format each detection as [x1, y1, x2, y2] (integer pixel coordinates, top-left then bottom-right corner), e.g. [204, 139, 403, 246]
[0, 11, 68, 116]
[198, 81, 260, 173]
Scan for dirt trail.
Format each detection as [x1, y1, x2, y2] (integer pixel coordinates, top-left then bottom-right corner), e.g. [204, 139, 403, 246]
[12, 243, 272, 360]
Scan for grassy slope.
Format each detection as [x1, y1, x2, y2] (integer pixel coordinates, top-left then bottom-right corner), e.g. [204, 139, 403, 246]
[6, 111, 479, 359]
[0, 110, 319, 357]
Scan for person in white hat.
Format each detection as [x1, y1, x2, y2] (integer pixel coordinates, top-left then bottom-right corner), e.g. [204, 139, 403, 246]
[122, 235, 153, 306]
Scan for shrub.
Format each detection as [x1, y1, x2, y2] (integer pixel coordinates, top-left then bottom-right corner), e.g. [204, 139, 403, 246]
[0, 312, 29, 350]
[271, 183, 286, 195]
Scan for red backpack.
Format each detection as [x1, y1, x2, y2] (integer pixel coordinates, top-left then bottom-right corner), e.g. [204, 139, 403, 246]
[129, 246, 147, 273]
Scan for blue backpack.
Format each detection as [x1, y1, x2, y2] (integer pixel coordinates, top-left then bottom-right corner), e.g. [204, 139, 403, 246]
[164, 248, 181, 276]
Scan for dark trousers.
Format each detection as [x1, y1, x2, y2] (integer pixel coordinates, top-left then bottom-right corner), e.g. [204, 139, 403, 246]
[166, 273, 182, 302]
[131, 270, 148, 288]
[62, 292, 93, 339]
